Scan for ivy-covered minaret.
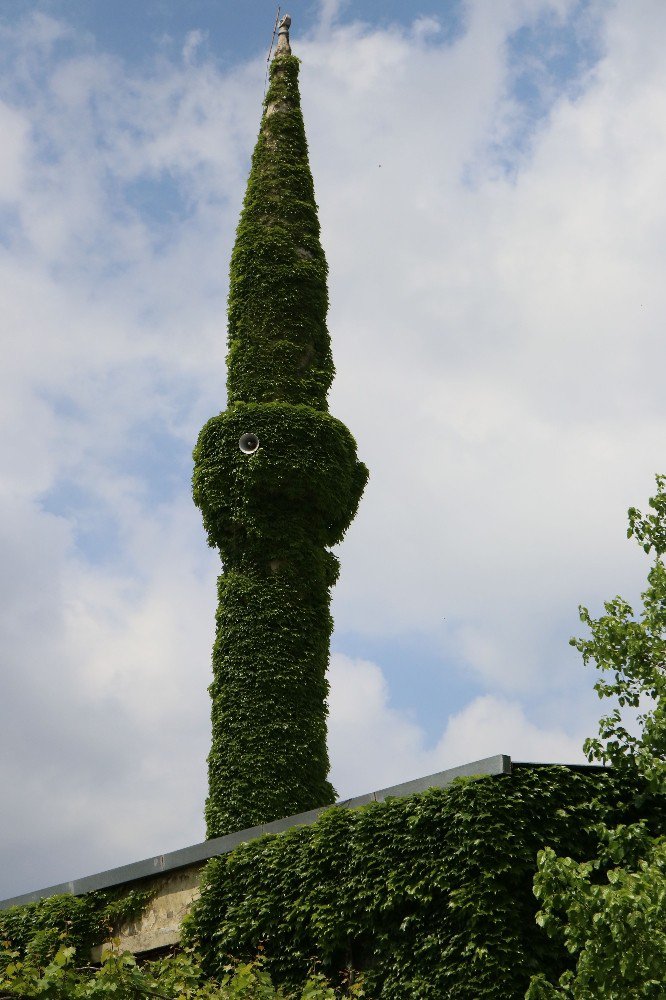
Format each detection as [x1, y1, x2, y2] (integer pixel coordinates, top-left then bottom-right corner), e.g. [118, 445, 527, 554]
[193, 16, 368, 838]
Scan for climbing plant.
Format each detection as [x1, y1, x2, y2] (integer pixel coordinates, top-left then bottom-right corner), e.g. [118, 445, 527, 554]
[226, 53, 334, 411]
[184, 765, 663, 999]
[2, 766, 661, 999]
[0, 887, 152, 968]
[192, 46, 367, 837]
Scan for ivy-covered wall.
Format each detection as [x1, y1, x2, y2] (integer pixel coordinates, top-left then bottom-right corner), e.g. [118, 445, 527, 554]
[0, 888, 152, 968]
[193, 50, 367, 837]
[2, 766, 661, 998]
[184, 766, 663, 999]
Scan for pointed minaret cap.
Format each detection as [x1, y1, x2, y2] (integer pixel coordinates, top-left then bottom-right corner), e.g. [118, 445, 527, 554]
[274, 14, 292, 57]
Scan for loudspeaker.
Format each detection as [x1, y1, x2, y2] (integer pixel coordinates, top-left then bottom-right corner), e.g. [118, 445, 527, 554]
[238, 432, 260, 454]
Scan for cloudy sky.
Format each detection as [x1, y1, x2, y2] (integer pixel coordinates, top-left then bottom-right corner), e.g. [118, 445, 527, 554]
[1, 0, 664, 900]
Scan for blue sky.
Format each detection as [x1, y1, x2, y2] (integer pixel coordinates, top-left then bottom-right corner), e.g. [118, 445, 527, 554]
[5, 1, 464, 66]
[1, 0, 665, 899]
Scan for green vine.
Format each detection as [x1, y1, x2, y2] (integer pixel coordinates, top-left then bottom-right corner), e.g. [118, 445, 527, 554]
[0, 887, 153, 968]
[227, 55, 333, 410]
[184, 766, 664, 999]
[193, 52, 368, 837]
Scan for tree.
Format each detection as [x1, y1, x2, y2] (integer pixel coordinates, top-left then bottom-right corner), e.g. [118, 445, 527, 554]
[526, 475, 666, 999]
[192, 23, 367, 837]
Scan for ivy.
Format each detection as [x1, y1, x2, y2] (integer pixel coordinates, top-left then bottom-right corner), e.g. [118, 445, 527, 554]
[2, 771, 660, 997]
[226, 55, 334, 411]
[0, 888, 152, 968]
[193, 52, 367, 837]
[184, 767, 663, 999]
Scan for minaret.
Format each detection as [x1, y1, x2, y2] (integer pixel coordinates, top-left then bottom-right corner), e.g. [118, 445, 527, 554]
[193, 17, 368, 838]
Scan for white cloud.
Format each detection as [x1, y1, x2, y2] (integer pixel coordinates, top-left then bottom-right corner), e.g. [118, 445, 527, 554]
[0, 101, 29, 200]
[328, 653, 586, 798]
[307, 1, 665, 693]
[0, 1, 663, 898]
[316, 0, 349, 35]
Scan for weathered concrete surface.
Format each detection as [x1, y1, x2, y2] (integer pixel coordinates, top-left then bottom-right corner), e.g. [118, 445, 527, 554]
[92, 864, 202, 959]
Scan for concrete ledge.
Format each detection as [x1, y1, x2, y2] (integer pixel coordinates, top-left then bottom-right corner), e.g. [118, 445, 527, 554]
[0, 754, 510, 911]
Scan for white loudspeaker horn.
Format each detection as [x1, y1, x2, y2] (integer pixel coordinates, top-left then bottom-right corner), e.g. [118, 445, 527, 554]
[239, 432, 260, 454]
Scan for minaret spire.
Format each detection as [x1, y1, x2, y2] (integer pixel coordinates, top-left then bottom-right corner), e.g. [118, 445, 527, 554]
[274, 14, 291, 57]
[227, 14, 332, 413]
[193, 19, 367, 838]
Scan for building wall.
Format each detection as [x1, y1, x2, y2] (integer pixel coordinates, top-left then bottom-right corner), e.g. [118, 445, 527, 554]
[92, 863, 203, 958]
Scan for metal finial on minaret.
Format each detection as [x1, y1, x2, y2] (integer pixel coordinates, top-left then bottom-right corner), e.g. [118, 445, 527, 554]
[274, 14, 291, 57]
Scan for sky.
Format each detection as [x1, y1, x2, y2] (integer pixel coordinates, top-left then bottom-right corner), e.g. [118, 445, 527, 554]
[0, 0, 664, 900]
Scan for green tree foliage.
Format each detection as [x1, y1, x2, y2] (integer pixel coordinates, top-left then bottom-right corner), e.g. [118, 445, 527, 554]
[526, 475, 666, 999]
[192, 50, 367, 837]
[0, 946, 362, 999]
